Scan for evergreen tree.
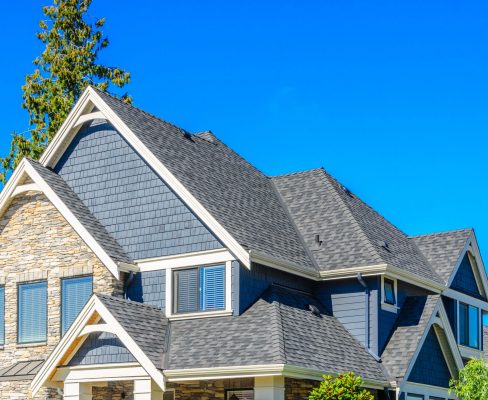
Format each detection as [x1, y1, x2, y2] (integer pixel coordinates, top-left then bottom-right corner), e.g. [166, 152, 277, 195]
[1, 0, 130, 182]
[309, 372, 375, 400]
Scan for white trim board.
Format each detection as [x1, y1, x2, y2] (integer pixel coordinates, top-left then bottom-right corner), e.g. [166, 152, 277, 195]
[31, 295, 166, 395]
[400, 382, 456, 400]
[0, 158, 128, 278]
[39, 86, 251, 269]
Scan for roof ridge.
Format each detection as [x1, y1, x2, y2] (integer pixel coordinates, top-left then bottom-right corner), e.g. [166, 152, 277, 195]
[409, 228, 473, 239]
[271, 167, 324, 178]
[268, 289, 287, 364]
[318, 169, 383, 264]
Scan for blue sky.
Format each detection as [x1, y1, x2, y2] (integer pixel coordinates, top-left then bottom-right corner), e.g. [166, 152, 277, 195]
[1, 1, 487, 267]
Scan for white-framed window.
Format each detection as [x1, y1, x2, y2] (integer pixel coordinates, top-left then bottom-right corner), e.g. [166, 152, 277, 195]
[381, 276, 398, 313]
[165, 259, 233, 319]
[18, 281, 47, 344]
[61, 275, 93, 335]
[458, 302, 479, 349]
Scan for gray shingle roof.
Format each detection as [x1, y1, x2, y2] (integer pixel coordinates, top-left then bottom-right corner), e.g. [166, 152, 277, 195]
[411, 229, 472, 284]
[166, 285, 387, 382]
[27, 159, 132, 265]
[381, 295, 439, 380]
[273, 169, 443, 284]
[0, 360, 44, 382]
[96, 294, 169, 368]
[93, 88, 316, 272]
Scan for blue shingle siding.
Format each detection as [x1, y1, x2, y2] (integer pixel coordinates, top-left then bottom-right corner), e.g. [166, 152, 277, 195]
[408, 327, 452, 388]
[315, 277, 378, 353]
[238, 263, 313, 314]
[378, 281, 430, 353]
[442, 296, 457, 338]
[68, 332, 136, 365]
[125, 270, 166, 310]
[55, 121, 223, 260]
[451, 254, 483, 299]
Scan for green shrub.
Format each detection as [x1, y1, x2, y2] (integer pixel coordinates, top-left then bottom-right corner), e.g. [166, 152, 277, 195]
[449, 358, 488, 400]
[309, 372, 375, 400]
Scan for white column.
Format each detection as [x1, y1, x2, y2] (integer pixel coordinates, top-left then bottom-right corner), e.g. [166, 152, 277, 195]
[134, 378, 159, 400]
[63, 382, 92, 400]
[254, 376, 285, 400]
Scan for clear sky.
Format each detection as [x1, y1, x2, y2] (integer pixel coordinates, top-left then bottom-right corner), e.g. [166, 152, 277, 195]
[1, 1, 487, 267]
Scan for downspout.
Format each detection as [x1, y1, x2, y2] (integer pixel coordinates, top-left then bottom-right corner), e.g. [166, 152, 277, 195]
[357, 273, 370, 350]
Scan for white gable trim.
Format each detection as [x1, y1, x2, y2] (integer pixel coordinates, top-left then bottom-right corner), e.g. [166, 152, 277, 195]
[31, 295, 166, 395]
[0, 159, 125, 278]
[447, 233, 488, 298]
[403, 300, 463, 383]
[39, 86, 251, 268]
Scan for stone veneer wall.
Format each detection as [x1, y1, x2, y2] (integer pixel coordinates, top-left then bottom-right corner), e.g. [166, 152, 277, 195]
[0, 192, 124, 399]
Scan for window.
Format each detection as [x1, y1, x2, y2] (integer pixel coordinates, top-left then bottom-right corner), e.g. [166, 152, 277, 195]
[18, 281, 47, 344]
[384, 278, 396, 305]
[459, 302, 479, 349]
[173, 264, 225, 314]
[226, 389, 254, 400]
[61, 276, 93, 335]
[0, 287, 4, 345]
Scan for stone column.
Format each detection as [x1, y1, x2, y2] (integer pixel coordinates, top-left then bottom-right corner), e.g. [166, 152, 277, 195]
[254, 376, 285, 400]
[63, 382, 92, 400]
[134, 378, 164, 400]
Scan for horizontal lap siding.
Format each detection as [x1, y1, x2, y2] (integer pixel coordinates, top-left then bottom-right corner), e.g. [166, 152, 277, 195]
[55, 120, 223, 261]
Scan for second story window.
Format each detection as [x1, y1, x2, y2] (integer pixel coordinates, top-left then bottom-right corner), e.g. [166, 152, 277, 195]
[383, 278, 396, 305]
[173, 264, 225, 314]
[459, 302, 479, 349]
[18, 281, 47, 344]
[61, 276, 93, 335]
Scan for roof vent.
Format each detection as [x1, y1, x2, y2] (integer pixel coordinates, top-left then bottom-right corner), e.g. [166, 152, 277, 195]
[314, 234, 323, 248]
[377, 240, 390, 251]
[308, 304, 321, 316]
[181, 129, 193, 140]
[341, 185, 353, 197]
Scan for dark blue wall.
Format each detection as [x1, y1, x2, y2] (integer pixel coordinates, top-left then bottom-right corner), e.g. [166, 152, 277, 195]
[408, 327, 451, 388]
[68, 332, 135, 365]
[126, 270, 166, 310]
[378, 281, 430, 354]
[451, 254, 483, 299]
[55, 120, 223, 261]
[315, 277, 379, 354]
[442, 296, 457, 338]
[238, 263, 313, 314]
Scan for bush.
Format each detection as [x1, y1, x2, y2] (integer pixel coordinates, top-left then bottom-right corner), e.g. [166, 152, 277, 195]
[309, 372, 375, 400]
[449, 358, 488, 400]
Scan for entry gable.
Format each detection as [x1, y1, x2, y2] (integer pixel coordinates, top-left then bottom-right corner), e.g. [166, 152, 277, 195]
[31, 294, 167, 395]
[450, 252, 486, 299]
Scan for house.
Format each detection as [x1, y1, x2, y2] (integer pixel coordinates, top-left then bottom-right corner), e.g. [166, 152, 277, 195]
[0, 86, 485, 400]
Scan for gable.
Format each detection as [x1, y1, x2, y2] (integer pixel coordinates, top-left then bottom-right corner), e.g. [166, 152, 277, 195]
[54, 120, 223, 260]
[68, 332, 136, 366]
[451, 253, 483, 298]
[408, 327, 452, 388]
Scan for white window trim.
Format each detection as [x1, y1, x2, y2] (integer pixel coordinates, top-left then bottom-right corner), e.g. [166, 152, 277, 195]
[165, 260, 234, 319]
[401, 381, 457, 400]
[381, 275, 399, 313]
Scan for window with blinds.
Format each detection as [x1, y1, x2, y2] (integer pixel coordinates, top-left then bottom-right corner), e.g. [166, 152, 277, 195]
[0, 287, 4, 345]
[18, 281, 47, 343]
[174, 264, 225, 314]
[61, 276, 93, 335]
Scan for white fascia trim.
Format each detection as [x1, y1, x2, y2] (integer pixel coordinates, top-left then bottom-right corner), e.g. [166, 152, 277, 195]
[168, 310, 233, 321]
[0, 159, 124, 279]
[319, 264, 388, 280]
[400, 381, 457, 399]
[40, 86, 250, 269]
[31, 295, 166, 395]
[54, 363, 148, 383]
[164, 365, 388, 389]
[386, 265, 444, 292]
[443, 288, 488, 311]
[137, 248, 235, 272]
[250, 250, 320, 280]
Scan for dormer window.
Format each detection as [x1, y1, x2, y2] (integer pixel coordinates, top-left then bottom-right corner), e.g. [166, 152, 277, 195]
[381, 276, 398, 313]
[459, 302, 479, 349]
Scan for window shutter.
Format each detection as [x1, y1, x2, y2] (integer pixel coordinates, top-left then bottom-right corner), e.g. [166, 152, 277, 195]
[175, 269, 199, 313]
[0, 287, 4, 345]
[18, 281, 47, 343]
[62, 276, 93, 335]
[201, 265, 225, 311]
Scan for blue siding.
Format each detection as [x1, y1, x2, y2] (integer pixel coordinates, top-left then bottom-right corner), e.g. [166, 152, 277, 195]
[55, 120, 223, 260]
[451, 254, 483, 299]
[238, 263, 313, 314]
[408, 327, 451, 388]
[125, 270, 166, 310]
[378, 281, 429, 353]
[68, 332, 136, 365]
[442, 296, 457, 338]
[315, 277, 378, 354]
